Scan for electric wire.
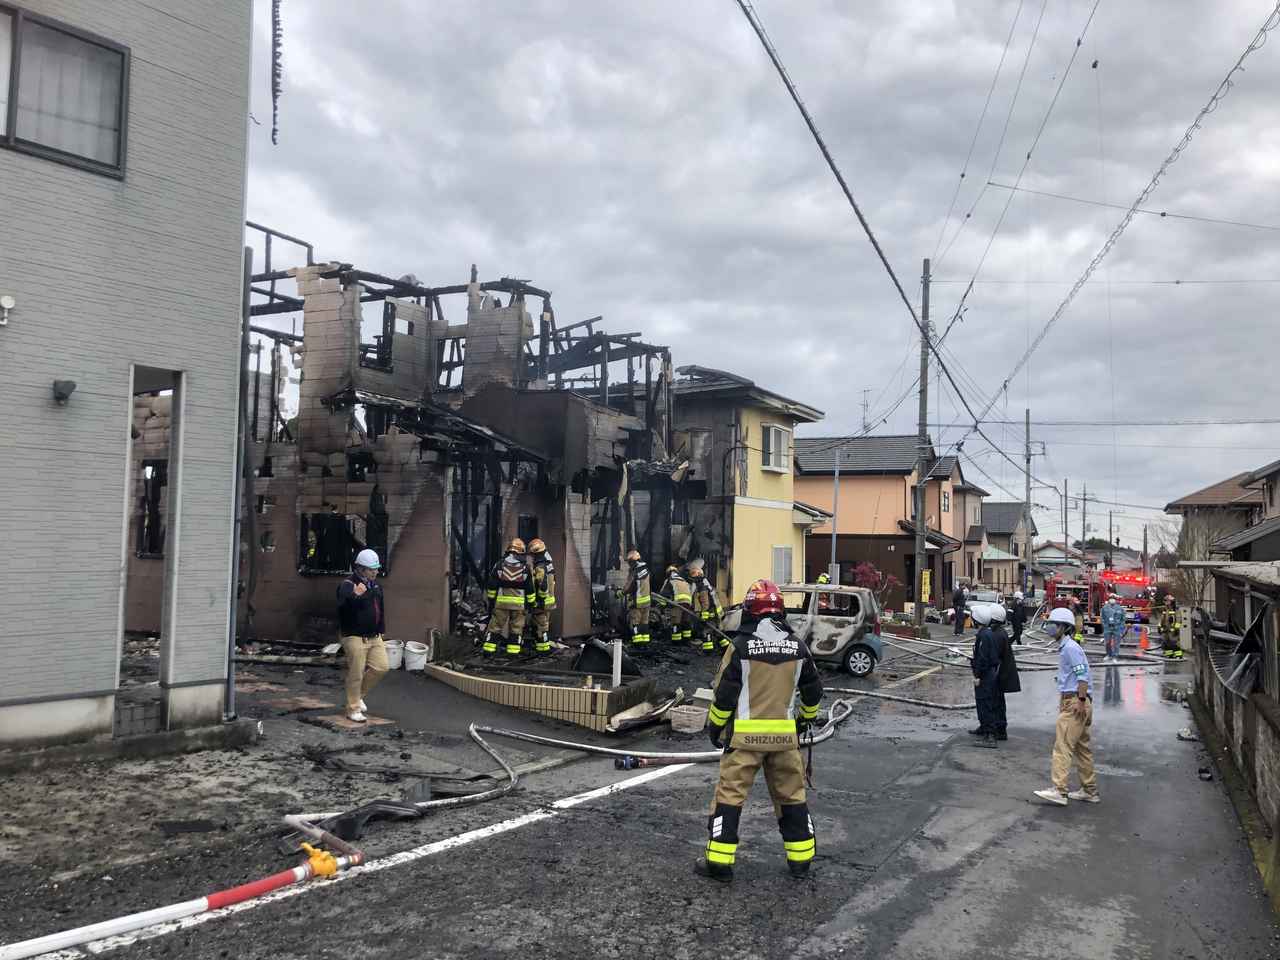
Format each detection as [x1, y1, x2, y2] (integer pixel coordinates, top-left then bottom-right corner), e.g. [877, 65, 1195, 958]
[980, 0, 1280, 424]
[933, 0, 1028, 262]
[985, 181, 1280, 232]
[928, 417, 1280, 427]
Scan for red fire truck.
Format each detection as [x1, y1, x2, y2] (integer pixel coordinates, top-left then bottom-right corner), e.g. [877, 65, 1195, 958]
[1045, 569, 1152, 633]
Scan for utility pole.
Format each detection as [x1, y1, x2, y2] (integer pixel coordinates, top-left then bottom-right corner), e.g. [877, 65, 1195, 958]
[1023, 407, 1031, 593]
[828, 447, 841, 582]
[1062, 478, 1068, 561]
[1081, 481, 1088, 560]
[861, 389, 871, 432]
[1142, 524, 1149, 578]
[913, 258, 931, 630]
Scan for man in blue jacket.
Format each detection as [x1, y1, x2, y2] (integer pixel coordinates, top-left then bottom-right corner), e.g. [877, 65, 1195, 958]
[1101, 594, 1126, 663]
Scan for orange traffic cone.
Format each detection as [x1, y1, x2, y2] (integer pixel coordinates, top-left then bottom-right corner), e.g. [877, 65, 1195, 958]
[1138, 625, 1150, 651]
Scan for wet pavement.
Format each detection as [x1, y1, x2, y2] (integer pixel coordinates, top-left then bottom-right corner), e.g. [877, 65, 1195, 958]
[2, 640, 1277, 959]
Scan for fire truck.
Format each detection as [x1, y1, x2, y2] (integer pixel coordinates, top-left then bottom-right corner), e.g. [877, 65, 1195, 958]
[1045, 569, 1152, 634]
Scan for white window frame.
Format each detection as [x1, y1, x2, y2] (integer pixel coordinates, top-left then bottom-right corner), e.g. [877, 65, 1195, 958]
[942, 490, 950, 513]
[760, 423, 791, 474]
[771, 545, 793, 585]
[0, 5, 130, 177]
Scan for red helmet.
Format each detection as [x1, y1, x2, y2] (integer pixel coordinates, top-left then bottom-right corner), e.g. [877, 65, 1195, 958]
[743, 579, 784, 616]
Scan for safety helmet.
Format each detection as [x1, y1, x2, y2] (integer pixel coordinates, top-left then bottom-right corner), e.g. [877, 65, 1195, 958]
[970, 603, 993, 626]
[626, 549, 642, 562]
[816, 572, 831, 584]
[989, 603, 1007, 624]
[509, 538, 526, 554]
[1014, 591, 1023, 600]
[666, 564, 679, 575]
[687, 562, 704, 576]
[528, 538, 546, 555]
[1048, 607, 1076, 628]
[354, 548, 381, 571]
[743, 579, 784, 617]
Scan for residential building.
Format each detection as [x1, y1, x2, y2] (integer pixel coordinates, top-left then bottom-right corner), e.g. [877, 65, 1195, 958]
[793, 436, 986, 609]
[0, 2, 253, 747]
[980, 502, 1038, 593]
[1166, 472, 1265, 604]
[670, 367, 825, 603]
[1212, 459, 1280, 563]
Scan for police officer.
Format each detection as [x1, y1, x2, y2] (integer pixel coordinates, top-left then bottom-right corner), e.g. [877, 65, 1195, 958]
[969, 603, 1000, 748]
[698, 579, 823, 882]
[526, 538, 556, 655]
[660, 564, 693, 644]
[990, 602, 1020, 740]
[624, 549, 651, 646]
[688, 560, 724, 653]
[1009, 590, 1027, 645]
[484, 538, 529, 657]
[953, 583, 968, 635]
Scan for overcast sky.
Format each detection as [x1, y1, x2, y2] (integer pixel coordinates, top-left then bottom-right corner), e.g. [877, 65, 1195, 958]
[244, 0, 1280, 550]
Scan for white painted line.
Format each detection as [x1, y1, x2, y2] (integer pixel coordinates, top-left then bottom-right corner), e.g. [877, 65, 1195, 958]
[34, 763, 694, 960]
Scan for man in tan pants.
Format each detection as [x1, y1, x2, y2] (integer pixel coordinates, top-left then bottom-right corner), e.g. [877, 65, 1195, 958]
[1035, 607, 1099, 805]
[336, 549, 389, 723]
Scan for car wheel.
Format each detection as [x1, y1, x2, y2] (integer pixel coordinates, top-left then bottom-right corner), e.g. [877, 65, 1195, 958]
[843, 644, 876, 677]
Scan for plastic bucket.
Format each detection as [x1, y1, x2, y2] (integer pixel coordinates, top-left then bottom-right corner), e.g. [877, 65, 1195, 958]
[404, 640, 430, 672]
[383, 638, 405, 670]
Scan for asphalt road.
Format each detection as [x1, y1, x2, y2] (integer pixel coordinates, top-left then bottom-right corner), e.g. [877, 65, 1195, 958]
[5, 650, 1271, 960]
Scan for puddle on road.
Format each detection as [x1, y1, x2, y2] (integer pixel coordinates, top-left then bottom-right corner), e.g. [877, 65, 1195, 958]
[1092, 763, 1143, 778]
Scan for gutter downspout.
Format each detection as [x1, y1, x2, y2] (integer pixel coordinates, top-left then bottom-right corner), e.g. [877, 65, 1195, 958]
[225, 247, 252, 722]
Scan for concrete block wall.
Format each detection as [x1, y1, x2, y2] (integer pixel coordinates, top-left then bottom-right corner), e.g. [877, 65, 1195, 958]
[462, 284, 532, 396]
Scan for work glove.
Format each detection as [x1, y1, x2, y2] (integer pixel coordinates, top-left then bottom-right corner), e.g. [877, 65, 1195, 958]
[707, 722, 725, 749]
[796, 717, 813, 738]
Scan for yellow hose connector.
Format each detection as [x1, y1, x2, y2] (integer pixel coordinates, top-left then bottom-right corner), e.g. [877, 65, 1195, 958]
[301, 842, 338, 878]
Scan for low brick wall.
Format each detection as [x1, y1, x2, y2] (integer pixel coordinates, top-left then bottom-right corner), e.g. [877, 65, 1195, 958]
[423, 663, 656, 732]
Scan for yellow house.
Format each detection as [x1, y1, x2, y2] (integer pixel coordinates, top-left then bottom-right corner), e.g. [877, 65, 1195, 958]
[672, 367, 826, 605]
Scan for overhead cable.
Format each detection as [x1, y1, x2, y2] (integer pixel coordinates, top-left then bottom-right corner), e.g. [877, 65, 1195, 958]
[980, 0, 1280, 424]
[986, 181, 1280, 232]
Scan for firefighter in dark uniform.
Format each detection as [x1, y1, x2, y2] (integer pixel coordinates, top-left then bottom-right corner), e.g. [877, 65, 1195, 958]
[525, 538, 555, 655]
[688, 560, 725, 653]
[1158, 590, 1182, 658]
[697, 579, 823, 882]
[484, 538, 529, 657]
[660, 564, 693, 643]
[624, 549, 651, 646]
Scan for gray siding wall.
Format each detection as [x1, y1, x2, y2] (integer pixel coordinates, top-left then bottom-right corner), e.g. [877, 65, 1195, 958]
[0, 0, 251, 704]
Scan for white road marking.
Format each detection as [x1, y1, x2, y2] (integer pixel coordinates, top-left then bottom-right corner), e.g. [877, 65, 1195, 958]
[32, 763, 694, 959]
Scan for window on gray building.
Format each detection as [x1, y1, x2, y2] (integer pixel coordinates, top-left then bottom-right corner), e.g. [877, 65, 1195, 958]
[1, 9, 128, 175]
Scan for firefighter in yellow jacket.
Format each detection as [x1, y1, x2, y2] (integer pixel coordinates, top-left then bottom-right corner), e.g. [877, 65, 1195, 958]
[698, 578, 823, 882]
[661, 564, 693, 644]
[688, 560, 724, 653]
[525, 538, 555, 655]
[484, 538, 530, 657]
[623, 549, 651, 645]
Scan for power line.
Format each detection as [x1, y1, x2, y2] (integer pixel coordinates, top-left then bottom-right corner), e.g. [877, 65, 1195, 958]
[931, 277, 1280, 284]
[986, 180, 1280, 232]
[928, 417, 1280, 427]
[933, 0, 1027, 261]
[981, 1, 1280, 423]
[936, 0, 1052, 268]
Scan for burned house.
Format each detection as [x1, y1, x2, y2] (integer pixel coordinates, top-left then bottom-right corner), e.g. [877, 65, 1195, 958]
[124, 226, 687, 649]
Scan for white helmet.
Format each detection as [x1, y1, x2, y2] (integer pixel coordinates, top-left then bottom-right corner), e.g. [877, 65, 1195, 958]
[989, 604, 1007, 624]
[1048, 607, 1075, 628]
[1014, 591, 1023, 600]
[969, 603, 993, 626]
[354, 548, 381, 570]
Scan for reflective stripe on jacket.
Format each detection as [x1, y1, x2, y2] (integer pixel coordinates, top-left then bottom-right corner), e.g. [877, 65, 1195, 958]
[708, 616, 823, 752]
[663, 573, 692, 606]
[626, 562, 651, 607]
[489, 553, 530, 609]
[692, 576, 723, 620]
[527, 553, 557, 609]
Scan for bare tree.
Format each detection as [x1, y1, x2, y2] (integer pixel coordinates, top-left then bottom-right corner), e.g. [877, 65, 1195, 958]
[1155, 511, 1238, 607]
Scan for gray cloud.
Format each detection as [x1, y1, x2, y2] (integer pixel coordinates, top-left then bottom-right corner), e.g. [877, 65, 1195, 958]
[245, 0, 1280, 548]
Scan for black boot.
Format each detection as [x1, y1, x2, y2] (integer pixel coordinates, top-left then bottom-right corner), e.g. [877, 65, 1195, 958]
[996, 729, 1008, 741]
[973, 733, 997, 749]
[694, 859, 733, 883]
[787, 860, 811, 879]
[968, 726, 986, 736]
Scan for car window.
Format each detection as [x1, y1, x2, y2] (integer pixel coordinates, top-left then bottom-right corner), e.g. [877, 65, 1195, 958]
[782, 591, 810, 614]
